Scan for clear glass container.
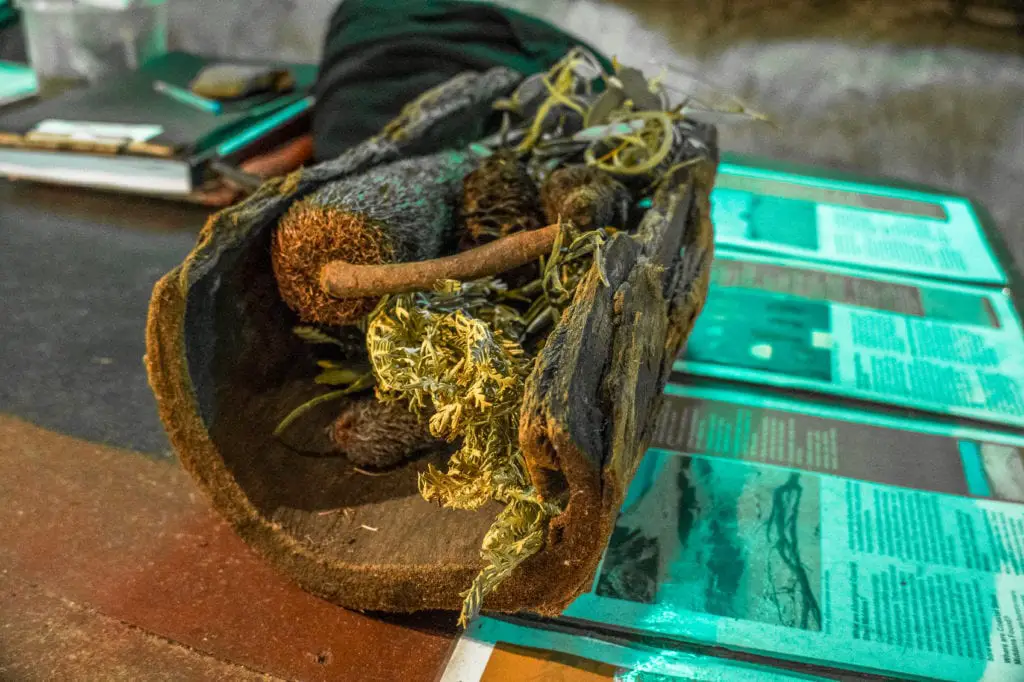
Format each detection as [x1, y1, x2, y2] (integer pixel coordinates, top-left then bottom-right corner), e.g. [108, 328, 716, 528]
[17, 0, 168, 93]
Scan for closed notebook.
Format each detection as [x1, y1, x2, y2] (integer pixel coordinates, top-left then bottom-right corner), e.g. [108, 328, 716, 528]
[0, 52, 317, 195]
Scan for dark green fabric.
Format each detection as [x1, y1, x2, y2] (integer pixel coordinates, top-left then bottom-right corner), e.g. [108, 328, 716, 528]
[0, 1, 16, 31]
[313, 0, 611, 160]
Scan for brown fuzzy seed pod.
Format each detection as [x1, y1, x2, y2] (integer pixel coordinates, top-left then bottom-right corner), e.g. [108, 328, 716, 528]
[459, 151, 544, 249]
[541, 165, 631, 230]
[273, 206, 394, 327]
[272, 151, 477, 326]
[329, 398, 438, 469]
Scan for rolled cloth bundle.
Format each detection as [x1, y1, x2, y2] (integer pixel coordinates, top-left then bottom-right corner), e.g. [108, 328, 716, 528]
[312, 0, 611, 160]
[271, 150, 478, 326]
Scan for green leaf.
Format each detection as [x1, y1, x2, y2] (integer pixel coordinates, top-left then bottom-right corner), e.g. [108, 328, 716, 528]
[594, 241, 610, 288]
[293, 325, 346, 347]
[314, 368, 365, 385]
[273, 373, 375, 438]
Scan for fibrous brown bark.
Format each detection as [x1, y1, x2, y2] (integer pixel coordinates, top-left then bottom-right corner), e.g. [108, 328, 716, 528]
[144, 65, 717, 618]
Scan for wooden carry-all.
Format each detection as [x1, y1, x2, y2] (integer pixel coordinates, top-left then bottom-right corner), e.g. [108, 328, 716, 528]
[145, 59, 717, 620]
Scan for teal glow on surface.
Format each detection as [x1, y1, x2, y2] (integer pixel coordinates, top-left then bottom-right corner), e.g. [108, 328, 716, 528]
[216, 96, 314, 156]
[958, 441, 993, 497]
[640, 160, 1006, 284]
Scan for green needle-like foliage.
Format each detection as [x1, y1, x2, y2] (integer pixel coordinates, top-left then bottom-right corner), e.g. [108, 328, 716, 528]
[366, 281, 559, 626]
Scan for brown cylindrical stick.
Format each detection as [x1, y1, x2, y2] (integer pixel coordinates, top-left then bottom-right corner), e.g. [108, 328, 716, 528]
[321, 223, 559, 298]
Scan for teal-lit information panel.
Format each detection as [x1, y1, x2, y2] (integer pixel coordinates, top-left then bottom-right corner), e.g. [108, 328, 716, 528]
[675, 251, 1024, 428]
[654, 384, 1024, 503]
[566, 443, 1024, 681]
[712, 162, 1006, 285]
[443, 616, 827, 681]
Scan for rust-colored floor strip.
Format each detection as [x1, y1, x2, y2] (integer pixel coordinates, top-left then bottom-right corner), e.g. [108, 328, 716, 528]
[0, 576, 277, 682]
[0, 415, 453, 681]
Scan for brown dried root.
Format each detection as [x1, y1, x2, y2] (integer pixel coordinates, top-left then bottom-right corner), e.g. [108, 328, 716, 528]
[272, 202, 394, 327]
[541, 165, 630, 230]
[329, 398, 439, 469]
[321, 224, 559, 299]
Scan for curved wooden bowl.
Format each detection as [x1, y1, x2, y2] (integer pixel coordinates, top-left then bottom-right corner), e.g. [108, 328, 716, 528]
[145, 72, 717, 617]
